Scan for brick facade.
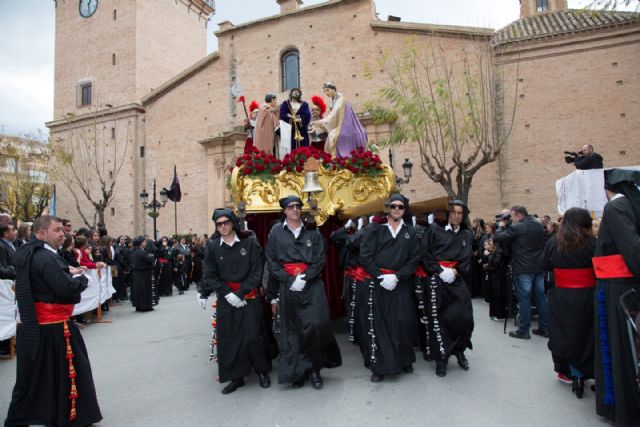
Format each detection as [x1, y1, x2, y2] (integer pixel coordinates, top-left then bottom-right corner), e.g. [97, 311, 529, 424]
[48, 0, 640, 236]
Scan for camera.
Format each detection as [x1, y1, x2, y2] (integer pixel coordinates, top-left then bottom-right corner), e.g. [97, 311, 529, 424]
[495, 213, 511, 222]
[564, 150, 581, 164]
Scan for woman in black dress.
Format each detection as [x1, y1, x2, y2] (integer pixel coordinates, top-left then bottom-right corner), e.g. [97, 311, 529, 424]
[130, 236, 156, 312]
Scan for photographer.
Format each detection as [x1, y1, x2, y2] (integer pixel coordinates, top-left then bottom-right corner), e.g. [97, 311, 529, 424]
[564, 144, 603, 170]
[494, 205, 548, 340]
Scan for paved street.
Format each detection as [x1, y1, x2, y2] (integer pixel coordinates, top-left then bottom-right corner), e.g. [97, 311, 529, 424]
[1, 289, 608, 427]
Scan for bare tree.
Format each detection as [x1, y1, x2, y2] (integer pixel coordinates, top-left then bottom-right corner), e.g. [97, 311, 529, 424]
[51, 116, 131, 229]
[365, 38, 519, 204]
[0, 135, 52, 222]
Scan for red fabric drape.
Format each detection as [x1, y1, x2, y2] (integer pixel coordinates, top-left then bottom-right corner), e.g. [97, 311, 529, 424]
[246, 213, 346, 319]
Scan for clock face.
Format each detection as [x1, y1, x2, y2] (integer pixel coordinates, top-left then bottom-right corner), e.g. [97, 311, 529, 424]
[79, 0, 98, 18]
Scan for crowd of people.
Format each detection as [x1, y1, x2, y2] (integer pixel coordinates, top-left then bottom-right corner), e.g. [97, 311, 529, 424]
[1, 167, 638, 426]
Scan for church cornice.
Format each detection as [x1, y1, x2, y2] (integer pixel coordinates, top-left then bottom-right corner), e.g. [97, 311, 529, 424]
[370, 21, 494, 40]
[46, 103, 145, 131]
[214, 0, 363, 36]
[141, 52, 220, 106]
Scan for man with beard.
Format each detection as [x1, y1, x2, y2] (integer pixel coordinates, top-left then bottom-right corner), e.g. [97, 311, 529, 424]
[418, 200, 474, 377]
[4, 215, 102, 427]
[266, 196, 342, 389]
[279, 87, 311, 151]
[358, 194, 420, 382]
[197, 208, 271, 395]
[593, 169, 640, 426]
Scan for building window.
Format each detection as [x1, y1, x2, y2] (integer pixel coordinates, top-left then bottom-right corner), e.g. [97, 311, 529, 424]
[281, 49, 300, 91]
[536, 0, 548, 12]
[113, 9, 117, 20]
[111, 207, 115, 216]
[111, 127, 115, 139]
[112, 53, 116, 65]
[78, 82, 92, 106]
[139, 146, 145, 157]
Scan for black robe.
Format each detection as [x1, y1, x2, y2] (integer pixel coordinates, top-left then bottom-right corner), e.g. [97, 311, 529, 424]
[266, 222, 342, 383]
[5, 240, 102, 427]
[418, 223, 474, 360]
[542, 236, 596, 378]
[198, 234, 270, 383]
[156, 246, 173, 296]
[358, 220, 420, 375]
[594, 196, 640, 426]
[130, 247, 155, 311]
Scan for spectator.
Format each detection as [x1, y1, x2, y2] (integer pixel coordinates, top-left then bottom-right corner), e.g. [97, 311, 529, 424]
[494, 205, 548, 340]
[574, 144, 603, 170]
[14, 222, 32, 248]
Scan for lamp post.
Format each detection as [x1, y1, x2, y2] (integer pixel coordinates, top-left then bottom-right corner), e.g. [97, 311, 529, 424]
[395, 158, 413, 186]
[140, 179, 168, 241]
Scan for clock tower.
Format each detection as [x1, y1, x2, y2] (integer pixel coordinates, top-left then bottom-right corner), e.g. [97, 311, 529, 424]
[52, 0, 215, 118]
[48, 0, 214, 236]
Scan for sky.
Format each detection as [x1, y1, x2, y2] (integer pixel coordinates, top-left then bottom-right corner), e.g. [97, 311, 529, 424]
[0, 0, 628, 138]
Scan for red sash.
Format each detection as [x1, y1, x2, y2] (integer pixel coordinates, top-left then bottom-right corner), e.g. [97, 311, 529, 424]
[415, 265, 428, 278]
[553, 268, 596, 289]
[33, 302, 78, 421]
[158, 257, 170, 264]
[34, 302, 74, 324]
[227, 282, 257, 299]
[592, 254, 634, 279]
[345, 267, 396, 281]
[283, 263, 309, 276]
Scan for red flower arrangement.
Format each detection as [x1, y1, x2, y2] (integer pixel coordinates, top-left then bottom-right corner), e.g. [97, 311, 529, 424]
[330, 148, 383, 176]
[281, 146, 332, 174]
[233, 147, 282, 181]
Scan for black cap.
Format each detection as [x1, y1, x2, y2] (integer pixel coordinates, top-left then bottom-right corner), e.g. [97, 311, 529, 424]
[279, 195, 303, 210]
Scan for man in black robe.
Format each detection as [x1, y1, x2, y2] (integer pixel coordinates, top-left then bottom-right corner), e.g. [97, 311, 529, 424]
[197, 208, 271, 394]
[593, 169, 640, 426]
[358, 194, 420, 382]
[418, 200, 474, 377]
[266, 196, 342, 389]
[130, 236, 155, 312]
[4, 215, 102, 427]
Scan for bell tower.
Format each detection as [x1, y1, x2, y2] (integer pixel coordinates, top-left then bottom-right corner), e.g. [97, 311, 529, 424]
[519, 0, 568, 18]
[52, 0, 215, 119]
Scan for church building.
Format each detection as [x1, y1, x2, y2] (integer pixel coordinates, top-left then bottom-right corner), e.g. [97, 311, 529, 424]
[47, 0, 640, 236]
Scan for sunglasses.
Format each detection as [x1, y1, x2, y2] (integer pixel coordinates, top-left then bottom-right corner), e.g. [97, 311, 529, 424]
[286, 203, 302, 210]
[215, 219, 232, 227]
[389, 204, 405, 210]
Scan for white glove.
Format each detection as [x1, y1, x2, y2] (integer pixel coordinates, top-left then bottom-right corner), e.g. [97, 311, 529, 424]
[412, 216, 417, 226]
[290, 274, 307, 292]
[357, 217, 364, 230]
[439, 267, 456, 284]
[225, 293, 243, 308]
[428, 213, 434, 224]
[345, 219, 354, 229]
[377, 274, 398, 291]
[197, 293, 208, 310]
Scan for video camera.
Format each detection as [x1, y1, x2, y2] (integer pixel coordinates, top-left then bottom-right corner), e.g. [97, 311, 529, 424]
[564, 150, 583, 164]
[495, 212, 511, 228]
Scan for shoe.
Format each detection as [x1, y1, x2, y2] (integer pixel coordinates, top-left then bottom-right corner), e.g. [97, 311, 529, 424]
[258, 373, 271, 388]
[402, 365, 413, 373]
[292, 378, 305, 388]
[370, 373, 384, 383]
[508, 330, 531, 340]
[532, 329, 548, 338]
[436, 359, 448, 377]
[557, 373, 572, 384]
[454, 352, 469, 370]
[490, 316, 505, 322]
[423, 353, 434, 362]
[221, 378, 245, 395]
[572, 377, 585, 399]
[309, 371, 323, 389]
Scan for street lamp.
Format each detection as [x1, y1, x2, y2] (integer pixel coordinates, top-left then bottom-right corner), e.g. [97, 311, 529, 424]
[140, 178, 168, 240]
[396, 158, 413, 186]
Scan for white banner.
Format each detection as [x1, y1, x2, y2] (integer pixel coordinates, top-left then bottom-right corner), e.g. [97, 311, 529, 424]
[0, 279, 16, 341]
[278, 120, 292, 160]
[556, 166, 640, 217]
[72, 268, 115, 315]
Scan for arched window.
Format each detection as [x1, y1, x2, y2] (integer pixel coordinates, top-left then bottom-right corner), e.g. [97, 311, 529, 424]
[281, 49, 300, 91]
